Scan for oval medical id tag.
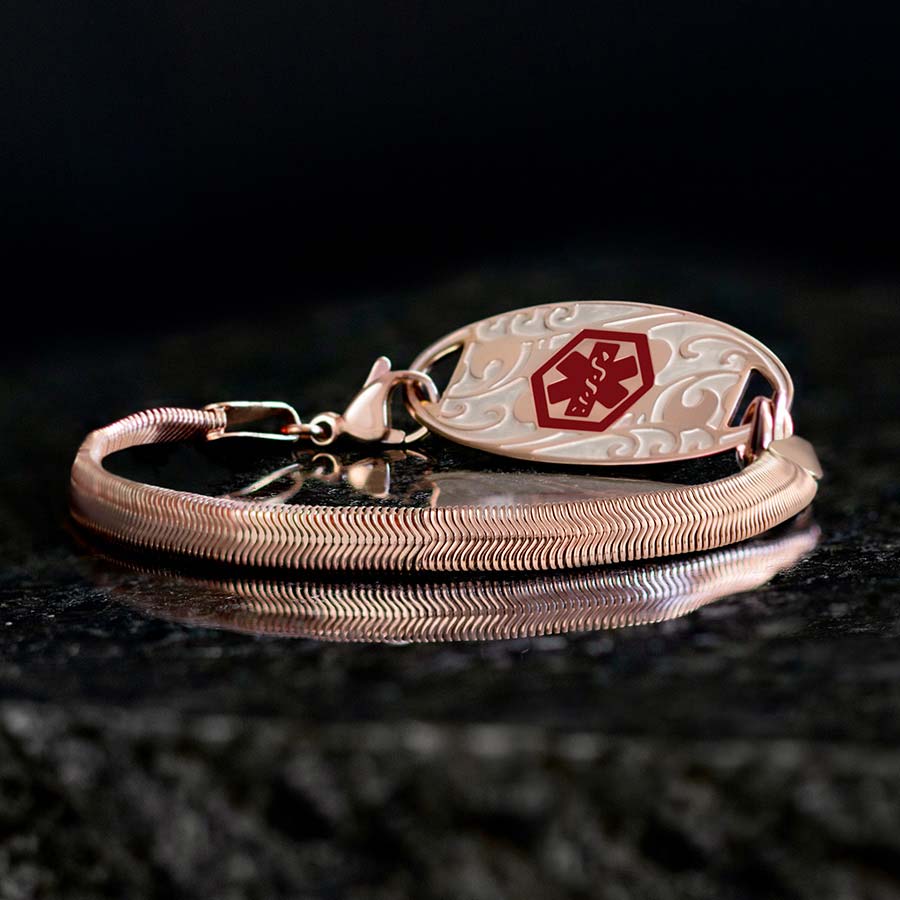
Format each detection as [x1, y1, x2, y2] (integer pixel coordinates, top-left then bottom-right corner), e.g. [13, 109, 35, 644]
[407, 301, 793, 465]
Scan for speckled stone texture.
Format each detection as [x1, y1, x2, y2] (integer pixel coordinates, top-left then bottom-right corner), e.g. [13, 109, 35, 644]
[1, 253, 898, 899]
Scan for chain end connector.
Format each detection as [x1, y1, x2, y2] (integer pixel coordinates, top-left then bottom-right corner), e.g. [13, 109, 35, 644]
[204, 401, 306, 442]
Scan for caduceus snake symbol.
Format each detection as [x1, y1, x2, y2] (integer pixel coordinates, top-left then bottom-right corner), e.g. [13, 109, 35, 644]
[547, 341, 639, 417]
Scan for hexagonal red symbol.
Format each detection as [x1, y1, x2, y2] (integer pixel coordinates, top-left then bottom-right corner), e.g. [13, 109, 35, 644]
[530, 329, 655, 432]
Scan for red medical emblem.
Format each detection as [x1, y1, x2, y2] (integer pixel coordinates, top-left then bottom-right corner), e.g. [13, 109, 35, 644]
[530, 329, 655, 432]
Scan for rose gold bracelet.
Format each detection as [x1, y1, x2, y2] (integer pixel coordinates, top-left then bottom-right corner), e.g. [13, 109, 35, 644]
[70, 301, 822, 572]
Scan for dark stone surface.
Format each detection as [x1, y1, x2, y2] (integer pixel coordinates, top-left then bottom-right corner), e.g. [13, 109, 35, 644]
[1, 252, 899, 898]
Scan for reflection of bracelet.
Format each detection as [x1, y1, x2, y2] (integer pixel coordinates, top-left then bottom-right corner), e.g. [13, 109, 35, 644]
[95, 518, 821, 642]
[70, 301, 822, 572]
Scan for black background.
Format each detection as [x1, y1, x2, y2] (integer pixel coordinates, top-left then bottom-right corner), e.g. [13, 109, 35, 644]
[4, 1, 899, 346]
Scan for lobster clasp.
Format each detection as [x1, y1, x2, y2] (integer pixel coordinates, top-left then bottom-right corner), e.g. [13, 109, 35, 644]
[307, 357, 438, 446]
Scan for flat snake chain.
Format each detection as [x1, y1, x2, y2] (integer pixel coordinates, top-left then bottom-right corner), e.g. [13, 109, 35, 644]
[70, 406, 818, 572]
